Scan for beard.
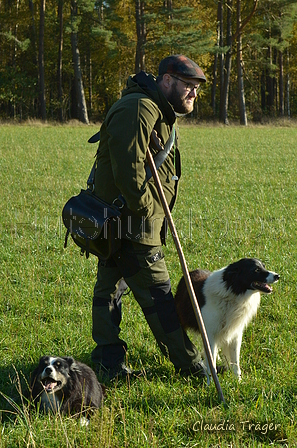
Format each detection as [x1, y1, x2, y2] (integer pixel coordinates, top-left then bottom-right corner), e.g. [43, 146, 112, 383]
[166, 82, 195, 115]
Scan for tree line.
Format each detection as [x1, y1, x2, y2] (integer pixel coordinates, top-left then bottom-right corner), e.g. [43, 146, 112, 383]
[0, 0, 297, 124]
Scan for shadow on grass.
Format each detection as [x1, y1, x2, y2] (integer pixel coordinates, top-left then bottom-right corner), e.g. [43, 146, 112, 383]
[0, 362, 34, 424]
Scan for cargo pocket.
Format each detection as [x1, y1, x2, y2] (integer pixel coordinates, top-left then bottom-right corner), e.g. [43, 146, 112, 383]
[116, 241, 169, 286]
[138, 245, 169, 285]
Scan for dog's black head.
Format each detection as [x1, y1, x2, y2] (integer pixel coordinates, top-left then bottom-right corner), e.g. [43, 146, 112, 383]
[33, 355, 75, 395]
[223, 258, 279, 296]
[30, 355, 104, 417]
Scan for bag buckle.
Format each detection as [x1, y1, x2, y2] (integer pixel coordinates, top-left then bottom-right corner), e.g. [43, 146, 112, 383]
[112, 194, 126, 209]
[87, 183, 95, 192]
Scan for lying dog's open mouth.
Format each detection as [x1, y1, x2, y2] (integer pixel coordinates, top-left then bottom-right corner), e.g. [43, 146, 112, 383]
[251, 281, 273, 294]
[41, 377, 62, 393]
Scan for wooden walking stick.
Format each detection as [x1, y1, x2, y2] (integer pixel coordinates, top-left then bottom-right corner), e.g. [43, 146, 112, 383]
[146, 148, 226, 405]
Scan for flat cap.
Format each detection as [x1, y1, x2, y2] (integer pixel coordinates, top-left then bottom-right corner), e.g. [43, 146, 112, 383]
[158, 54, 206, 82]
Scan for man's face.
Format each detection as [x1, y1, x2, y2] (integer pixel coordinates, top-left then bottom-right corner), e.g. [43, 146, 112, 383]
[166, 75, 200, 115]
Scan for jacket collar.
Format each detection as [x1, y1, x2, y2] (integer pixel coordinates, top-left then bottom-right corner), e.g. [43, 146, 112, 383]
[125, 71, 176, 127]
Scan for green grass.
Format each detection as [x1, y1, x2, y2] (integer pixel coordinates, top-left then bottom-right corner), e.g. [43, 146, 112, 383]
[0, 123, 296, 447]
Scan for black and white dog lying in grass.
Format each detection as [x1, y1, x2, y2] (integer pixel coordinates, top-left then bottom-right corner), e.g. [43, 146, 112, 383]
[30, 356, 103, 421]
[174, 258, 279, 379]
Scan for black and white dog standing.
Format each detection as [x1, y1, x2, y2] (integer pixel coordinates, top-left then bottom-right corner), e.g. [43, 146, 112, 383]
[30, 356, 103, 418]
[174, 258, 279, 379]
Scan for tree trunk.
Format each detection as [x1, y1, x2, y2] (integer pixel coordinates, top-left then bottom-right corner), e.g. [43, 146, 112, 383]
[135, 0, 146, 73]
[266, 46, 274, 113]
[236, 0, 247, 125]
[220, 0, 232, 124]
[286, 48, 290, 117]
[29, 0, 37, 63]
[13, 0, 19, 66]
[218, 0, 224, 119]
[71, 0, 89, 124]
[211, 55, 218, 118]
[39, 0, 46, 121]
[89, 56, 93, 114]
[29, 0, 38, 118]
[279, 50, 284, 117]
[266, 16, 274, 115]
[261, 71, 266, 110]
[211, 1, 221, 117]
[57, 0, 64, 122]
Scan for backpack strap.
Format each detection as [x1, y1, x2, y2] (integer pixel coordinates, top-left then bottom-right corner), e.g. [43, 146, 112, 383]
[88, 125, 175, 186]
[87, 160, 97, 191]
[145, 125, 175, 181]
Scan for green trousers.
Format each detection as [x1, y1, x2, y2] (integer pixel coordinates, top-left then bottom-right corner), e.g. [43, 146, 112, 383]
[92, 239, 200, 371]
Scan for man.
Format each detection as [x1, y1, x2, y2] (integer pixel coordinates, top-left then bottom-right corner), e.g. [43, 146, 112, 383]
[92, 55, 207, 382]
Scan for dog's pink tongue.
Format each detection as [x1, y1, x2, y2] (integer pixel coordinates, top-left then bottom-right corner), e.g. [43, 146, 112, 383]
[44, 379, 57, 391]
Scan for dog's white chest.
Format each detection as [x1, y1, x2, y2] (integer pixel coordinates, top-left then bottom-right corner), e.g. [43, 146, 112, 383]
[40, 392, 62, 413]
[203, 272, 261, 343]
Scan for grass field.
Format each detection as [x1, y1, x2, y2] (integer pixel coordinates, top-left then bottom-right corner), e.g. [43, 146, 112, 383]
[0, 123, 296, 447]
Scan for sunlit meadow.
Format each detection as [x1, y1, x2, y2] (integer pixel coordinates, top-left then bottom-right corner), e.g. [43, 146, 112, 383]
[0, 122, 296, 447]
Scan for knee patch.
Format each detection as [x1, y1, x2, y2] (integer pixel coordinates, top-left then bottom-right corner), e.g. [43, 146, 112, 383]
[93, 296, 110, 307]
[143, 280, 181, 333]
[93, 296, 122, 328]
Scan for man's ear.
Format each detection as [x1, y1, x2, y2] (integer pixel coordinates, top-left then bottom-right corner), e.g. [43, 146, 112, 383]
[162, 73, 172, 89]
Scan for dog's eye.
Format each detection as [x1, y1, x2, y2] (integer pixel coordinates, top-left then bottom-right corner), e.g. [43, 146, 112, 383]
[255, 268, 261, 273]
[55, 362, 61, 368]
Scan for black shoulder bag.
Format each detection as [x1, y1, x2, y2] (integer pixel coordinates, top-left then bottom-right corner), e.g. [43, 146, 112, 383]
[62, 125, 175, 260]
[62, 142, 125, 259]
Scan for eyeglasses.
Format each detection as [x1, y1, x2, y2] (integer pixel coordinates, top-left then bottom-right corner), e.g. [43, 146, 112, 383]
[170, 75, 201, 93]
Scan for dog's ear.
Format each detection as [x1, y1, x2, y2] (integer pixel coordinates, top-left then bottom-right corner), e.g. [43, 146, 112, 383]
[38, 355, 49, 364]
[62, 356, 75, 366]
[62, 356, 81, 373]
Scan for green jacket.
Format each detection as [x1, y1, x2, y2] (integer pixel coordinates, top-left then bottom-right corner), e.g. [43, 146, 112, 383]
[94, 71, 181, 246]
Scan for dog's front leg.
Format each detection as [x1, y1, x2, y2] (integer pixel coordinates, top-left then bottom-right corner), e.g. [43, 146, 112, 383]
[227, 332, 243, 379]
